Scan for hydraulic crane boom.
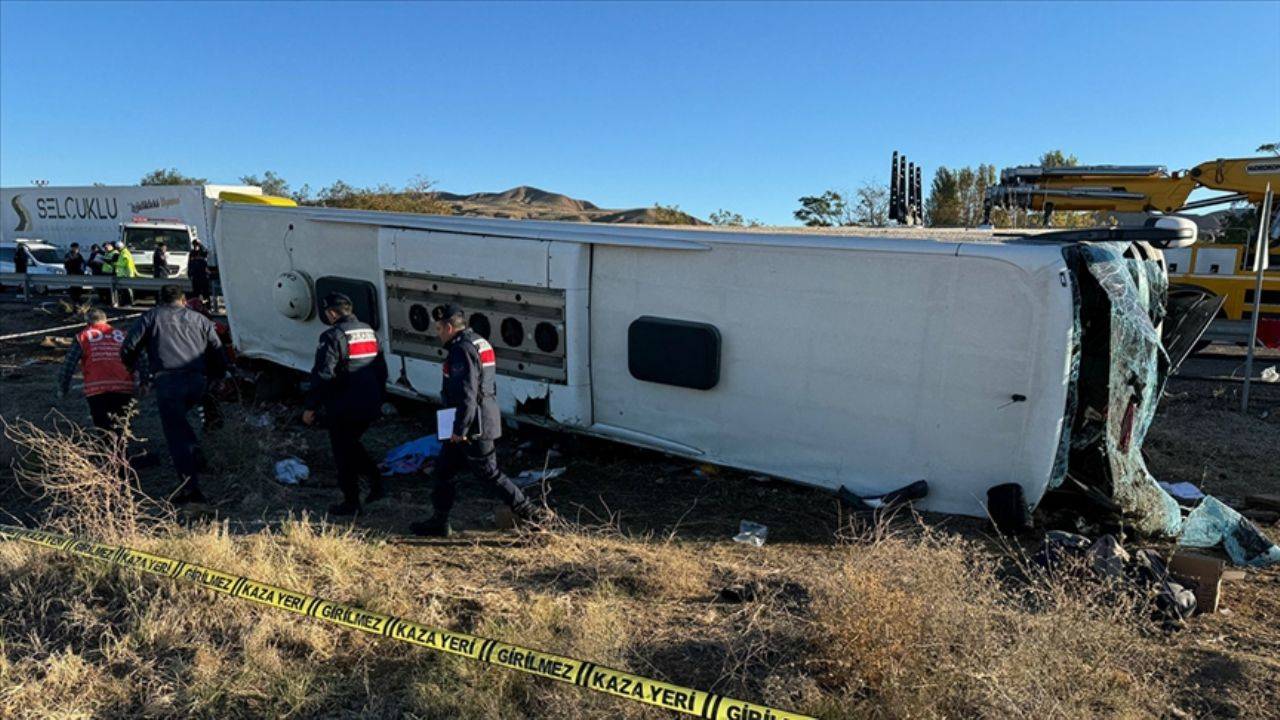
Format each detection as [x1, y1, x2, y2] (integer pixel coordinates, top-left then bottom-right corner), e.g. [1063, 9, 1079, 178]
[985, 156, 1280, 222]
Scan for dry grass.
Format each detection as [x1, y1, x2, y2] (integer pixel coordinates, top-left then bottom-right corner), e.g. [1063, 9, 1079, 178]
[1, 334, 1276, 719]
[0, 461, 1181, 720]
[798, 525, 1172, 719]
[2, 410, 173, 541]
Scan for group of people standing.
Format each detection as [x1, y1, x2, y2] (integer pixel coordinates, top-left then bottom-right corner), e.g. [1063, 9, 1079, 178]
[57, 240, 213, 306]
[58, 288, 552, 534]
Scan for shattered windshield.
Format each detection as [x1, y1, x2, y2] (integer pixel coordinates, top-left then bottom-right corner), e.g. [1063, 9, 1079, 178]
[1063, 241, 1181, 537]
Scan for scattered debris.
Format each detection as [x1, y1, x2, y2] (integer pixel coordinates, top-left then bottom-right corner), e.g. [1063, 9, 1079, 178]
[1087, 534, 1130, 579]
[1033, 531, 1093, 569]
[838, 480, 929, 514]
[1260, 366, 1278, 383]
[381, 435, 443, 475]
[1034, 532, 1198, 622]
[692, 464, 720, 479]
[716, 581, 760, 603]
[1158, 481, 1206, 504]
[513, 466, 566, 489]
[732, 520, 768, 547]
[381, 402, 398, 416]
[1180, 496, 1280, 568]
[273, 458, 309, 486]
[1169, 551, 1225, 614]
[39, 335, 72, 348]
[246, 413, 273, 429]
[1130, 549, 1198, 622]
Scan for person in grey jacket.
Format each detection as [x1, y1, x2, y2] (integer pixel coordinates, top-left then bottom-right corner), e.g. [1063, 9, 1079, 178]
[410, 303, 550, 537]
[121, 285, 224, 504]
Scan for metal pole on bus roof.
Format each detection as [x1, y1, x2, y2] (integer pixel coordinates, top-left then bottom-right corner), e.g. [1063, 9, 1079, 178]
[1241, 183, 1272, 413]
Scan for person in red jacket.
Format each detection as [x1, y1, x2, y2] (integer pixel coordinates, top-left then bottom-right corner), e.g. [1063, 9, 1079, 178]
[58, 308, 140, 437]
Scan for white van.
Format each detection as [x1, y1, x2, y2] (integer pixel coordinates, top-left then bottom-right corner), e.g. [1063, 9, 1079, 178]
[0, 239, 68, 293]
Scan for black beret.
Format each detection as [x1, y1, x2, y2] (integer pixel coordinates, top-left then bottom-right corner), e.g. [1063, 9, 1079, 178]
[431, 303, 465, 322]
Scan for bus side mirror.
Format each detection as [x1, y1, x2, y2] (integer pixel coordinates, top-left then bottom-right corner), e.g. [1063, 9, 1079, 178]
[1144, 216, 1198, 248]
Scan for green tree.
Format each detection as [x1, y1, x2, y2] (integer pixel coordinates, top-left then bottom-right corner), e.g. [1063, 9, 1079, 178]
[709, 209, 745, 226]
[795, 191, 851, 227]
[1038, 150, 1079, 168]
[238, 170, 290, 197]
[708, 209, 761, 227]
[926, 168, 962, 226]
[948, 164, 997, 227]
[651, 203, 699, 225]
[139, 168, 207, 186]
[1256, 142, 1278, 156]
[312, 178, 449, 215]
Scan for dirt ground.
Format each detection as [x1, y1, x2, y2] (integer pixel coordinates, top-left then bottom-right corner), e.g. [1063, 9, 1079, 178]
[2, 295, 1278, 719]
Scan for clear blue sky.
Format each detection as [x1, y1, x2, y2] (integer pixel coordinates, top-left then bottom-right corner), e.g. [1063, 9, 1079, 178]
[2, 1, 1277, 224]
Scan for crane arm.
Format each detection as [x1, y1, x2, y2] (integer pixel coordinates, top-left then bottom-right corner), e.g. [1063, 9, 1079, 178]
[984, 155, 1280, 222]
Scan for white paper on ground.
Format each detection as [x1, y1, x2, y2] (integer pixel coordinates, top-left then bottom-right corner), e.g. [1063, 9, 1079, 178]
[436, 408, 456, 440]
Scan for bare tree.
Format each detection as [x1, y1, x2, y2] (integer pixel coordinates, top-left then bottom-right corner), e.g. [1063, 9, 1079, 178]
[853, 180, 889, 226]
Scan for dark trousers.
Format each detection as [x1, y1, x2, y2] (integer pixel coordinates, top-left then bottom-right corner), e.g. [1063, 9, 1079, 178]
[154, 372, 206, 489]
[430, 439, 527, 519]
[86, 392, 133, 436]
[192, 276, 212, 303]
[328, 419, 381, 504]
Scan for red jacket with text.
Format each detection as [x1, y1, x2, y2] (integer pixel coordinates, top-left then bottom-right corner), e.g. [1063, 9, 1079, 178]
[77, 323, 135, 396]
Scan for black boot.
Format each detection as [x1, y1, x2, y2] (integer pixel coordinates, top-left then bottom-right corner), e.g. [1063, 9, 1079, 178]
[514, 501, 557, 528]
[364, 481, 386, 505]
[410, 516, 452, 538]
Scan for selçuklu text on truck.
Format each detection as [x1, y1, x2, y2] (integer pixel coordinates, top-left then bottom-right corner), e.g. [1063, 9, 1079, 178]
[1, 184, 268, 276]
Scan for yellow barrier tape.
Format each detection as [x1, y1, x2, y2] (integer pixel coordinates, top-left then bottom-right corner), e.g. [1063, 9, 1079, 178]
[0, 525, 814, 720]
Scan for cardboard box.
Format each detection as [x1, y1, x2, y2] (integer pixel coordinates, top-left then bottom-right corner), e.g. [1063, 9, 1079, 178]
[1169, 551, 1226, 614]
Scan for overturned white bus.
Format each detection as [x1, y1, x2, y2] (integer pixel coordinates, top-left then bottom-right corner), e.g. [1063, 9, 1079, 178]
[214, 207, 1213, 535]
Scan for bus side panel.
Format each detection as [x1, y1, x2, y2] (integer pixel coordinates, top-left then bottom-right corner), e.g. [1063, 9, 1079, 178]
[588, 242, 1072, 518]
[218, 207, 384, 371]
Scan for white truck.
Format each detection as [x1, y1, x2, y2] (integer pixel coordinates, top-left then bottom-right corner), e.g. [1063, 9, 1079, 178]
[1, 184, 264, 276]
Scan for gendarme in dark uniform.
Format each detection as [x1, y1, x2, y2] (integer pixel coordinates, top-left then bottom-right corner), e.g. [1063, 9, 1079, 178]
[304, 292, 388, 516]
[411, 303, 541, 537]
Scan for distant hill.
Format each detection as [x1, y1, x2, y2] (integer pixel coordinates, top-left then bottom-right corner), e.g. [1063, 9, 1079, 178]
[427, 185, 705, 225]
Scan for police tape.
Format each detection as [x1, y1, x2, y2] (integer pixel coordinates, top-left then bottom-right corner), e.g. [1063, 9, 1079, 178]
[0, 524, 814, 720]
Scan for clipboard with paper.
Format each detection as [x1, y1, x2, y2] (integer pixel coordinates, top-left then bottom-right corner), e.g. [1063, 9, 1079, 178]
[436, 408, 456, 441]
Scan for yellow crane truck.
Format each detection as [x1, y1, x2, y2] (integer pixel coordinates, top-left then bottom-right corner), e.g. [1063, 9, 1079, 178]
[986, 156, 1280, 322]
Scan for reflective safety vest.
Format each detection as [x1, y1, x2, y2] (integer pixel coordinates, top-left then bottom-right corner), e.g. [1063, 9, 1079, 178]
[114, 248, 138, 278]
[77, 323, 135, 396]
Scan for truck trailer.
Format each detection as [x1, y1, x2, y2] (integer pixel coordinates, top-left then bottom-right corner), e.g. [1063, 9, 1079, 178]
[1, 184, 265, 275]
[214, 205, 1210, 535]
